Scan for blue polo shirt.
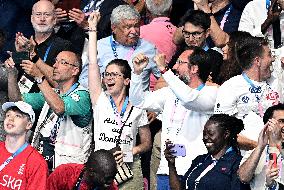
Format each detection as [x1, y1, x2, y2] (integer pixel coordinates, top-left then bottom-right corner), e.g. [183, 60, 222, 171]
[182, 150, 250, 190]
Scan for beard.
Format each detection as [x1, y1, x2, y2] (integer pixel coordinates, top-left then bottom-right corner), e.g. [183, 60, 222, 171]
[173, 70, 190, 84]
[179, 75, 190, 84]
[32, 22, 54, 33]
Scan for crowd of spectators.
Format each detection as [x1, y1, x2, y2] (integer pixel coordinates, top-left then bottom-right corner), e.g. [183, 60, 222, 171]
[2, 0, 284, 190]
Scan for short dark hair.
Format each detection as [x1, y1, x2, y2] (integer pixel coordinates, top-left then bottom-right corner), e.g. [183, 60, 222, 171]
[86, 149, 117, 176]
[180, 10, 211, 30]
[263, 103, 284, 124]
[235, 36, 269, 70]
[189, 47, 211, 83]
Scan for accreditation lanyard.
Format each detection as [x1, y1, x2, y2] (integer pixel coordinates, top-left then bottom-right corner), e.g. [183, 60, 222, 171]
[220, 4, 233, 30]
[242, 73, 265, 117]
[49, 82, 79, 143]
[193, 147, 233, 190]
[266, 0, 270, 10]
[0, 142, 29, 172]
[43, 43, 52, 62]
[110, 36, 136, 61]
[168, 84, 205, 136]
[109, 96, 129, 127]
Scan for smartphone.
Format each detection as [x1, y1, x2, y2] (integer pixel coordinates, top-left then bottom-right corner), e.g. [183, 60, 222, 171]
[171, 144, 186, 157]
[12, 52, 29, 65]
[269, 153, 277, 168]
[56, 0, 80, 12]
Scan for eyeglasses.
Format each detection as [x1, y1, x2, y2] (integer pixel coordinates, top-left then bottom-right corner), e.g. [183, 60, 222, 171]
[54, 58, 78, 67]
[102, 72, 124, 79]
[33, 12, 54, 18]
[182, 29, 204, 39]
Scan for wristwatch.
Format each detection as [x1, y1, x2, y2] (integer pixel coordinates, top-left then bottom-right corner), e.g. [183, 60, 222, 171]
[34, 76, 45, 84]
[160, 66, 169, 74]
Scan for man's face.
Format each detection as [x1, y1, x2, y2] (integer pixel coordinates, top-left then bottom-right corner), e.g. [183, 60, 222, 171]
[272, 110, 284, 140]
[172, 50, 193, 84]
[87, 167, 116, 189]
[31, 2, 56, 33]
[259, 45, 274, 81]
[4, 109, 31, 136]
[183, 22, 209, 48]
[52, 51, 79, 83]
[112, 19, 140, 46]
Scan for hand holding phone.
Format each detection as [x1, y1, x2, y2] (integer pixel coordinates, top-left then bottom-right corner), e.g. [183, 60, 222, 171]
[171, 144, 186, 157]
[269, 153, 277, 168]
[12, 52, 29, 65]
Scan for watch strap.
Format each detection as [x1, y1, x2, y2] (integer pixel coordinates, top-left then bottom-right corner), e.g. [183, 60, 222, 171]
[160, 66, 169, 74]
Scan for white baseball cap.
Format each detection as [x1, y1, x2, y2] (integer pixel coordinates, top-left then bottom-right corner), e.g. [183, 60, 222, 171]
[2, 101, 35, 124]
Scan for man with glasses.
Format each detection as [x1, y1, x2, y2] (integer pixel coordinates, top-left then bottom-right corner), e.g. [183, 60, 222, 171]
[5, 0, 73, 94]
[130, 47, 218, 189]
[169, 10, 223, 84]
[80, 5, 160, 91]
[238, 103, 284, 189]
[6, 50, 93, 172]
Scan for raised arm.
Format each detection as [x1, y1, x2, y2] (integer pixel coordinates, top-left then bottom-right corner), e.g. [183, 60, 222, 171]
[130, 54, 166, 112]
[238, 125, 268, 183]
[88, 12, 102, 105]
[154, 53, 217, 113]
[5, 58, 22, 101]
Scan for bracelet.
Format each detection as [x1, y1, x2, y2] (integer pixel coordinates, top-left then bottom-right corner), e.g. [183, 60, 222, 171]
[89, 28, 97, 32]
[160, 66, 169, 74]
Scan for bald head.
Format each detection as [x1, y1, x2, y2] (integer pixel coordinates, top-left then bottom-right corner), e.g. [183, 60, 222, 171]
[32, 0, 55, 13]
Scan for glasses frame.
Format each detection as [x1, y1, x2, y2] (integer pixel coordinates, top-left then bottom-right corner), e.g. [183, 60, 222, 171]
[54, 58, 78, 67]
[102, 72, 124, 79]
[182, 29, 205, 39]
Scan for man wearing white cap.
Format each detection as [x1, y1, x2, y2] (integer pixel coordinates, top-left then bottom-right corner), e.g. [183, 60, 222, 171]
[0, 101, 48, 190]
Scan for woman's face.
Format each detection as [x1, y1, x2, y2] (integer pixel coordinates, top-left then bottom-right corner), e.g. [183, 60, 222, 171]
[103, 64, 129, 96]
[222, 43, 229, 61]
[202, 121, 229, 156]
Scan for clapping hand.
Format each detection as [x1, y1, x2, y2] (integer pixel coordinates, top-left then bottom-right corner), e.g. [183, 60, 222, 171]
[132, 53, 149, 75]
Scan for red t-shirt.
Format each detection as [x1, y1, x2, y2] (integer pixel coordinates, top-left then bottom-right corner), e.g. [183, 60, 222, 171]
[0, 142, 48, 190]
[47, 163, 118, 190]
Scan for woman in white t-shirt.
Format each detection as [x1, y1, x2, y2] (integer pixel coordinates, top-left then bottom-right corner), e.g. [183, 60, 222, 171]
[87, 12, 151, 190]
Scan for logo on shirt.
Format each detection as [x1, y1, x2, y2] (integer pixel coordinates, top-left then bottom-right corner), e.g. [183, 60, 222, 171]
[17, 164, 25, 175]
[266, 92, 279, 103]
[249, 86, 262, 93]
[0, 175, 22, 190]
[241, 96, 250, 103]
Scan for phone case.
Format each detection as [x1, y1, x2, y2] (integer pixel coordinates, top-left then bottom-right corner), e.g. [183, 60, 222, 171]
[12, 52, 29, 65]
[56, 0, 80, 12]
[269, 153, 277, 168]
[171, 144, 186, 157]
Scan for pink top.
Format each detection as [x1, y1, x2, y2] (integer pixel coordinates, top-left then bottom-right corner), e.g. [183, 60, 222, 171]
[140, 17, 177, 91]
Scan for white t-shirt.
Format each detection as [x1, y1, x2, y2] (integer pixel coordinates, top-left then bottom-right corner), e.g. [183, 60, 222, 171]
[93, 91, 148, 153]
[238, 0, 284, 46]
[214, 74, 282, 141]
[241, 147, 284, 190]
[130, 71, 218, 175]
